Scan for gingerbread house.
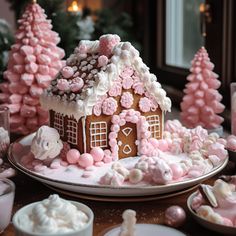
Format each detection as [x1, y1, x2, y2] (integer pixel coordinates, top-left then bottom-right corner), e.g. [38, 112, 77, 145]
[41, 34, 171, 159]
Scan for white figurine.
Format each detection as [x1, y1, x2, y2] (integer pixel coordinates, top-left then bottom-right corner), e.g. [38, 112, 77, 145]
[119, 209, 136, 236]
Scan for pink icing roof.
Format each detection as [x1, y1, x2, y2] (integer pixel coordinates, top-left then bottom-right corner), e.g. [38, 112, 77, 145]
[41, 34, 171, 120]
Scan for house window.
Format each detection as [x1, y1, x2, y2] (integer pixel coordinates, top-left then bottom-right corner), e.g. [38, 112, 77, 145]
[146, 115, 160, 139]
[54, 112, 64, 136]
[67, 120, 78, 145]
[90, 122, 107, 148]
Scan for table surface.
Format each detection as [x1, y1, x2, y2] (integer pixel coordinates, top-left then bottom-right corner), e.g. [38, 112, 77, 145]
[2, 155, 235, 236]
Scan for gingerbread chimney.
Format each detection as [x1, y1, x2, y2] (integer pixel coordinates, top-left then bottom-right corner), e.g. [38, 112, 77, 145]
[99, 34, 120, 57]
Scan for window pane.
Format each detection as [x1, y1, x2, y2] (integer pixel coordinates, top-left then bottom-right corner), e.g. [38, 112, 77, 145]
[165, 0, 204, 68]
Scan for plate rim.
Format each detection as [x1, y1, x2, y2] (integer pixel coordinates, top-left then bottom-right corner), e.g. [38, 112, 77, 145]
[8, 133, 229, 191]
[44, 183, 199, 202]
[101, 223, 187, 236]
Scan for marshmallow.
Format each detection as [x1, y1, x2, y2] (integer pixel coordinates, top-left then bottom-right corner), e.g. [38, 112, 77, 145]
[20, 104, 37, 117]
[21, 73, 34, 86]
[29, 84, 43, 97]
[23, 95, 39, 106]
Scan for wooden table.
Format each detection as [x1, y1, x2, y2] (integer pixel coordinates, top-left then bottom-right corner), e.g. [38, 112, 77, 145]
[2, 158, 235, 236]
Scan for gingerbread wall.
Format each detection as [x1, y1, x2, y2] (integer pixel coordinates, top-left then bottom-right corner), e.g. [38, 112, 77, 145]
[86, 87, 163, 158]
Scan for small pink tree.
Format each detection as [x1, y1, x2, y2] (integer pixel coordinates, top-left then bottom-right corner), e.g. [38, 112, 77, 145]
[180, 47, 225, 129]
[0, 2, 65, 134]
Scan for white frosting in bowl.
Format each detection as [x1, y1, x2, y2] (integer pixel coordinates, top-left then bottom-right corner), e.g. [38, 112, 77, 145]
[13, 194, 93, 236]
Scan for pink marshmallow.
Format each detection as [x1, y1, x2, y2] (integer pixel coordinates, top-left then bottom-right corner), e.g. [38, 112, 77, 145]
[0, 93, 9, 103]
[9, 94, 22, 104]
[20, 45, 34, 56]
[26, 117, 38, 127]
[20, 104, 37, 118]
[36, 106, 48, 117]
[21, 73, 34, 86]
[38, 65, 49, 75]
[37, 54, 51, 65]
[12, 52, 24, 64]
[25, 62, 38, 74]
[13, 65, 24, 74]
[25, 55, 36, 64]
[29, 85, 43, 97]
[3, 71, 20, 82]
[34, 45, 42, 55]
[0, 83, 9, 93]
[49, 68, 58, 77]
[9, 83, 28, 94]
[35, 74, 52, 88]
[169, 163, 184, 180]
[10, 114, 25, 128]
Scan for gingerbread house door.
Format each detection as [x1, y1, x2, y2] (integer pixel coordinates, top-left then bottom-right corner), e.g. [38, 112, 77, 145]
[118, 122, 138, 159]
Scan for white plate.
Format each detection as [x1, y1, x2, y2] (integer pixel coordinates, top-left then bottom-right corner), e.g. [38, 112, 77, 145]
[8, 133, 228, 197]
[102, 224, 186, 236]
[187, 192, 236, 235]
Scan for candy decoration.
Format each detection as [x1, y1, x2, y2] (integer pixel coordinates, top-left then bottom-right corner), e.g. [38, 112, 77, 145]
[164, 205, 186, 228]
[0, 2, 65, 134]
[66, 149, 80, 164]
[180, 47, 224, 129]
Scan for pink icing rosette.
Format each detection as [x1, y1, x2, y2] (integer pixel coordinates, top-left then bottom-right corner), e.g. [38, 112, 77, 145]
[120, 92, 133, 108]
[132, 74, 145, 95]
[139, 97, 151, 112]
[120, 66, 134, 78]
[122, 76, 133, 90]
[102, 97, 118, 115]
[93, 94, 107, 116]
[93, 104, 102, 116]
[108, 81, 122, 97]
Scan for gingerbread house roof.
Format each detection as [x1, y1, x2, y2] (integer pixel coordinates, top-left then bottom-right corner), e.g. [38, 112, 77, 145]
[40, 34, 171, 120]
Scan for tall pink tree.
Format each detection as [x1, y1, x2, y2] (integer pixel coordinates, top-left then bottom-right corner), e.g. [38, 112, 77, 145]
[0, 1, 65, 134]
[180, 47, 225, 129]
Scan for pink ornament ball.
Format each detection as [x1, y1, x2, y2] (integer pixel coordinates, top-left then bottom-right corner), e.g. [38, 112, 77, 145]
[90, 147, 104, 162]
[66, 149, 80, 164]
[78, 153, 94, 168]
[164, 205, 186, 228]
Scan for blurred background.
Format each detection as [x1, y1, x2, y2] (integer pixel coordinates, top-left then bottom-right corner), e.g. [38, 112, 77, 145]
[0, 0, 235, 129]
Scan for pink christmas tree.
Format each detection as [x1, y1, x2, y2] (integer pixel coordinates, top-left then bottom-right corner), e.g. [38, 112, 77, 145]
[180, 47, 225, 129]
[0, 1, 65, 134]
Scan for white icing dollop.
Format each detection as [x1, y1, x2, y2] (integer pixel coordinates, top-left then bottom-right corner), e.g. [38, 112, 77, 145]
[31, 126, 63, 160]
[17, 194, 89, 234]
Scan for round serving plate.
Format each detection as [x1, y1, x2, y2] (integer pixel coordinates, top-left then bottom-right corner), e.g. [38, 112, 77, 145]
[187, 192, 236, 235]
[45, 183, 199, 202]
[100, 224, 186, 236]
[8, 133, 228, 197]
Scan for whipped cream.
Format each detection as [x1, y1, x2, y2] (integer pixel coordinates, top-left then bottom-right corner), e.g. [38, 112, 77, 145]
[17, 194, 89, 234]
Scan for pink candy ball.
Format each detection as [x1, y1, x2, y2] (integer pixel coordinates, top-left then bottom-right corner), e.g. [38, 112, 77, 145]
[149, 138, 159, 148]
[66, 149, 80, 164]
[158, 139, 169, 152]
[169, 163, 183, 180]
[90, 147, 104, 162]
[78, 153, 94, 168]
